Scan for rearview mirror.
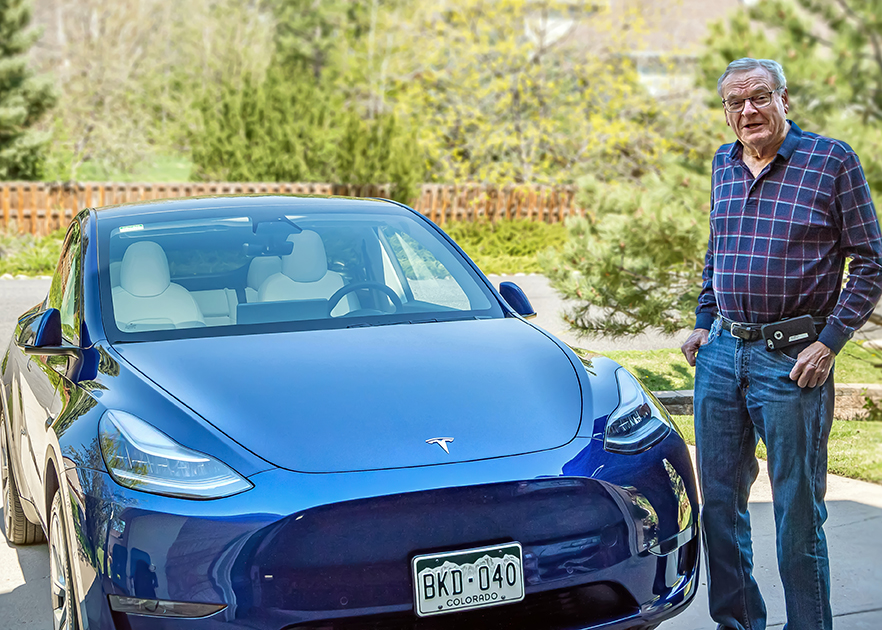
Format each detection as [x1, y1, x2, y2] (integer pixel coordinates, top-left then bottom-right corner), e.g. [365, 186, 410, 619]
[499, 282, 536, 319]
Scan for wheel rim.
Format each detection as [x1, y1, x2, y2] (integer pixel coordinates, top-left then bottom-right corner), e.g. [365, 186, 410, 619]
[49, 509, 70, 630]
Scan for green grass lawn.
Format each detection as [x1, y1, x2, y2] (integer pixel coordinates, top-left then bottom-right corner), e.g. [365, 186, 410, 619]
[671, 415, 882, 485]
[595, 341, 882, 392]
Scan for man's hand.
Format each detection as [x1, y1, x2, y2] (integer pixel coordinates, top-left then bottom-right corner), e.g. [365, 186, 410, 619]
[789, 341, 835, 388]
[681, 328, 710, 367]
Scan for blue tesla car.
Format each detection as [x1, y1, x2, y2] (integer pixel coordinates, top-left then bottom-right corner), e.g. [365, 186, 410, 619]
[1, 196, 699, 630]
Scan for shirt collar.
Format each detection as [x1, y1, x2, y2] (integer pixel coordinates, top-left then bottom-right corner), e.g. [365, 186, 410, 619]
[727, 120, 802, 162]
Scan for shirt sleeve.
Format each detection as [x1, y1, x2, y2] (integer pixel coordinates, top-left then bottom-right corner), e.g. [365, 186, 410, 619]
[694, 193, 718, 331]
[818, 151, 882, 353]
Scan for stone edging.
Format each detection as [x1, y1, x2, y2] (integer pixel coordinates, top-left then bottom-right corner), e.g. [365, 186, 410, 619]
[655, 384, 882, 419]
[1, 274, 52, 280]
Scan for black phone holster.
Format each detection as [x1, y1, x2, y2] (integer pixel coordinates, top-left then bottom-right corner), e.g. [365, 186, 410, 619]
[760, 314, 819, 352]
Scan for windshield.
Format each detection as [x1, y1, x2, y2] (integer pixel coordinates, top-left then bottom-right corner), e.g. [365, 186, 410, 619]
[96, 202, 502, 341]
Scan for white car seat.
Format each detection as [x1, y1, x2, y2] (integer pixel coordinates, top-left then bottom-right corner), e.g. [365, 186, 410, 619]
[191, 289, 238, 326]
[257, 230, 357, 316]
[112, 241, 205, 331]
[245, 256, 281, 303]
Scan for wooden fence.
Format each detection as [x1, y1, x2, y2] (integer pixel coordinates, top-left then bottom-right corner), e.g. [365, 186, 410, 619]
[0, 181, 583, 236]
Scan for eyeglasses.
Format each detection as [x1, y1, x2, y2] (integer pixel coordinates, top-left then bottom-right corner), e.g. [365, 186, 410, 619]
[721, 88, 783, 113]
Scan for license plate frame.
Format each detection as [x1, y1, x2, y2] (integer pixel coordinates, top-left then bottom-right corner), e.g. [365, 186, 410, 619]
[411, 542, 525, 617]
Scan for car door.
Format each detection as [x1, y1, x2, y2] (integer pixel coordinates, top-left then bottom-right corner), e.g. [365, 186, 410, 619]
[18, 221, 82, 501]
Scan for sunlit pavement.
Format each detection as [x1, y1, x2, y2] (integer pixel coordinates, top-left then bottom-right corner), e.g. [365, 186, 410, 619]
[2, 278, 881, 629]
[657, 447, 882, 630]
[0, 531, 49, 629]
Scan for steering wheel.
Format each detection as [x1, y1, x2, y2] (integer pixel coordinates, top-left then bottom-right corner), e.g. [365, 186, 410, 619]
[327, 282, 403, 316]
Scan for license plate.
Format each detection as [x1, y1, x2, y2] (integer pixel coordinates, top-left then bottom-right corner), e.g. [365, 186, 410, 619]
[412, 542, 525, 617]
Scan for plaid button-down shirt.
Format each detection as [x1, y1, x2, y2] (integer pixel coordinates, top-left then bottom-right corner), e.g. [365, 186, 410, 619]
[695, 121, 882, 353]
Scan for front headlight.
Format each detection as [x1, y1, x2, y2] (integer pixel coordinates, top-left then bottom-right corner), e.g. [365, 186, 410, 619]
[99, 410, 253, 499]
[604, 368, 672, 455]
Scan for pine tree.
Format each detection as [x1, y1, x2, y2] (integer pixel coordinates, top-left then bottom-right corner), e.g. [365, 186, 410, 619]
[268, 0, 368, 80]
[191, 63, 340, 182]
[541, 162, 712, 337]
[0, 0, 56, 180]
[190, 60, 423, 202]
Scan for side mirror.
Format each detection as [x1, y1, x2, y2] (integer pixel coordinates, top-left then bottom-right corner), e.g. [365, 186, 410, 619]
[16, 309, 79, 357]
[499, 282, 537, 319]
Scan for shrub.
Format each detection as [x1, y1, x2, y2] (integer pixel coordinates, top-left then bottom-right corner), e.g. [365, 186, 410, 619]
[0, 230, 64, 276]
[444, 219, 568, 274]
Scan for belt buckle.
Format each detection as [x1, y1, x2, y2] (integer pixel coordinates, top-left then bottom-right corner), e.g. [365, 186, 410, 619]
[729, 322, 751, 340]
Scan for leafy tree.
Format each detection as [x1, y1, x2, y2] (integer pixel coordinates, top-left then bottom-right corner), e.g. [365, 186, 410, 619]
[393, 0, 688, 185]
[542, 161, 711, 336]
[0, 0, 55, 179]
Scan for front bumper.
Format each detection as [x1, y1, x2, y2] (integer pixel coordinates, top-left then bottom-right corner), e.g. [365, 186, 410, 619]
[64, 434, 699, 630]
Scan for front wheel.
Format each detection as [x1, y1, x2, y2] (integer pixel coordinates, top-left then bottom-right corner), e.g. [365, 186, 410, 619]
[1, 416, 44, 544]
[49, 491, 77, 630]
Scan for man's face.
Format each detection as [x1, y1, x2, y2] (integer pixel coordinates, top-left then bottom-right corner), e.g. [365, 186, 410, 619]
[721, 68, 789, 156]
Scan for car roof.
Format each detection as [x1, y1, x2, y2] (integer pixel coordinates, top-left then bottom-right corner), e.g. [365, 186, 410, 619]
[91, 194, 404, 220]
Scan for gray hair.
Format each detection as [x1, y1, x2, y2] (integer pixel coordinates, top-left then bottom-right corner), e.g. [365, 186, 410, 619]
[717, 58, 787, 96]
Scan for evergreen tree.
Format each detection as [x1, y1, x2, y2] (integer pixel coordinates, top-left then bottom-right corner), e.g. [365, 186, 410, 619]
[0, 0, 56, 180]
[542, 162, 712, 337]
[190, 60, 423, 202]
[267, 0, 369, 79]
[191, 63, 339, 182]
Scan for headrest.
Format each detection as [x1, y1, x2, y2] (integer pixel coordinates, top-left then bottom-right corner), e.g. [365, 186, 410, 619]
[281, 231, 329, 283]
[119, 241, 171, 297]
[109, 261, 121, 287]
[247, 256, 282, 289]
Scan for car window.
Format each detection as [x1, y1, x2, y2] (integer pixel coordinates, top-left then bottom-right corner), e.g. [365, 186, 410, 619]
[47, 222, 82, 344]
[97, 206, 502, 341]
[380, 228, 470, 311]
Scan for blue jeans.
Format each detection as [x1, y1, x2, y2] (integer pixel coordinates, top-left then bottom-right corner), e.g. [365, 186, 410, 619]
[694, 320, 834, 630]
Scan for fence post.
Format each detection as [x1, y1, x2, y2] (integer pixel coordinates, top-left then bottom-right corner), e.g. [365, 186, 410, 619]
[16, 184, 24, 234]
[33, 184, 43, 236]
[2, 184, 9, 231]
[426, 185, 436, 222]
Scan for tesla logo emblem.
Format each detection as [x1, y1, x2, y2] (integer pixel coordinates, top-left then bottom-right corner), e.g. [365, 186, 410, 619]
[426, 437, 454, 453]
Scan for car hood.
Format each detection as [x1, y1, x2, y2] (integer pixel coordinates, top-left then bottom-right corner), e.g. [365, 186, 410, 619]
[113, 318, 584, 473]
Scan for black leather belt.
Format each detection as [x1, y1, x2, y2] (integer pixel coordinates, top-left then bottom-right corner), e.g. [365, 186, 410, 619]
[719, 317, 763, 341]
[719, 316, 825, 342]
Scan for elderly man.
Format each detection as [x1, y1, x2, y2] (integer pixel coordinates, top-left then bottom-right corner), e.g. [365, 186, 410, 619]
[681, 58, 882, 630]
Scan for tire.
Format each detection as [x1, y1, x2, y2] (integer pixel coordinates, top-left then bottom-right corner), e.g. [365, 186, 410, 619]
[1, 416, 45, 544]
[49, 491, 78, 630]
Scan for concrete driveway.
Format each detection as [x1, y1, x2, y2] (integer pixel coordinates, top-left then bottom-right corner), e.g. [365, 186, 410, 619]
[2, 276, 881, 629]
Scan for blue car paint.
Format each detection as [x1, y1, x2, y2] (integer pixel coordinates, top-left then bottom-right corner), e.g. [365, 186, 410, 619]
[110, 318, 585, 473]
[1, 197, 700, 630]
[63, 430, 697, 630]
